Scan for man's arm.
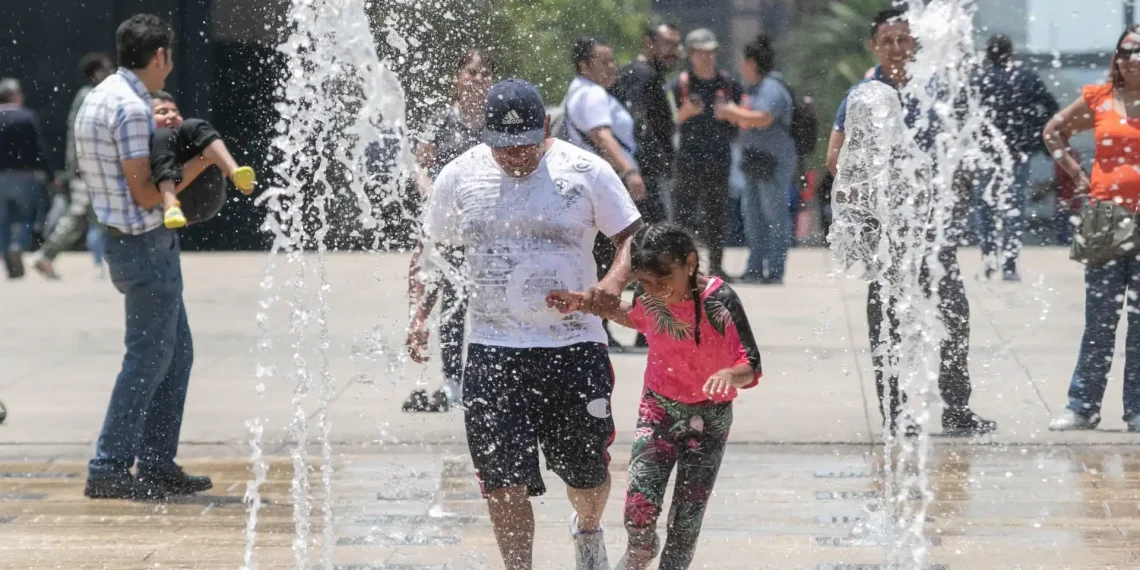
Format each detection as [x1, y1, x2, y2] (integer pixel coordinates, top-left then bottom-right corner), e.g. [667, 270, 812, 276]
[114, 101, 161, 209]
[121, 158, 162, 209]
[598, 219, 643, 294]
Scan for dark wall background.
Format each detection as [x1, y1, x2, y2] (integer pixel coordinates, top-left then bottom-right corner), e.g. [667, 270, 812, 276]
[0, 0, 275, 250]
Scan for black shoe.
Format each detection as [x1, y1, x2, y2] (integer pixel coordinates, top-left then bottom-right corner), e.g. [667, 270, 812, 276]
[402, 389, 431, 412]
[0, 399, 6, 423]
[137, 467, 212, 495]
[4, 251, 24, 279]
[941, 407, 997, 436]
[633, 333, 649, 349]
[85, 474, 169, 500]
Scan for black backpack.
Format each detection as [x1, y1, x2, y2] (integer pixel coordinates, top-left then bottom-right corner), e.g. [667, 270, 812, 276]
[770, 76, 819, 159]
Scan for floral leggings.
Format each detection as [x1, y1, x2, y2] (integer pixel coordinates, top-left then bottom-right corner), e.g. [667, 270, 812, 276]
[624, 390, 732, 570]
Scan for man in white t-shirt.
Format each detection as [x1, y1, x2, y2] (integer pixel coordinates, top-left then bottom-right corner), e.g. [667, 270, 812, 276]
[406, 78, 642, 570]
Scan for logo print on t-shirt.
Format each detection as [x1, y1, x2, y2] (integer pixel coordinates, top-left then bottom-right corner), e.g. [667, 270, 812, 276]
[586, 398, 611, 418]
[554, 178, 583, 208]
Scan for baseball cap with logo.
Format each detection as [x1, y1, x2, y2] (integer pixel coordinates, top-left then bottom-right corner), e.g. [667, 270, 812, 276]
[483, 78, 547, 148]
[686, 28, 719, 51]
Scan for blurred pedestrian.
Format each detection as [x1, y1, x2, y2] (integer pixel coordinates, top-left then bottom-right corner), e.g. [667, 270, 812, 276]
[714, 34, 797, 284]
[668, 28, 742, 280]
[611, 16, 681, 226]
[0, 78, 53, 279]
[1043, 27, 1140, 432]
[402, 47, 493, 413]
[564, 36, 646, 350]
[34, 52, 116, 279]
[972, 34, 1059, 282]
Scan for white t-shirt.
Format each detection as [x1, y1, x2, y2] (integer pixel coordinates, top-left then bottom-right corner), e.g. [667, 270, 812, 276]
[423, 140, 642, 348]
[564, 76, 638, 169]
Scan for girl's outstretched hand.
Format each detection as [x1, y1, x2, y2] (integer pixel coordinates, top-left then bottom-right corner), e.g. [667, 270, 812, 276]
[546, 290, 586, 314]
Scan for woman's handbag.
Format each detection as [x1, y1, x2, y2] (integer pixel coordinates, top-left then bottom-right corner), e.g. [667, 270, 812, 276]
[739, 148, 777, 181]
[1070, 196, 1140, 266]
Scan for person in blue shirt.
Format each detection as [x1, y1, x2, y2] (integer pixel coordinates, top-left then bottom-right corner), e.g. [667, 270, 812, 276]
[827, 8, 997, 438]
[713, 35, 797, 284]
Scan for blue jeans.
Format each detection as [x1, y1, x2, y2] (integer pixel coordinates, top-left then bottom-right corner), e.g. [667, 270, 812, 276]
[1067, 253, 1140, 421]
[88, 227, 194, 478]
[973, 156, 1030, 271]
[86, 223, 105, 266]
[0, 171, 40, 254]
[740, 161, 796, 280]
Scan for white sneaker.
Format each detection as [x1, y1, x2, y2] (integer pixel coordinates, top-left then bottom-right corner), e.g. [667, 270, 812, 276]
[1048, 408, 1099, 431]
[570, 513, 609, 570]
[441, 377, 462, 405]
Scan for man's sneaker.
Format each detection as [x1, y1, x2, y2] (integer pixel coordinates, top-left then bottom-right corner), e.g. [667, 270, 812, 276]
[1049, 408, 1100, 431]
[137, 466, 212, 495]
[570, 513, 609, 570]
[401, 389, 450, 413]
[85, 474, 169, 500]
[941, 407, 997, 436]
[1127, 415, 1140, 433]
[1002, 270, 1021, 283]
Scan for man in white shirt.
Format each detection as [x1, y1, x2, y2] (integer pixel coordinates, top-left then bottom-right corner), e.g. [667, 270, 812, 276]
[407, 79, 642, 570]
[77, 14, 211, 500]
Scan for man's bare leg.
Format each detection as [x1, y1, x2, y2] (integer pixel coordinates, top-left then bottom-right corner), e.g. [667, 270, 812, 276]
[568, 473, 611, 531]
[487, 485, 534, 570]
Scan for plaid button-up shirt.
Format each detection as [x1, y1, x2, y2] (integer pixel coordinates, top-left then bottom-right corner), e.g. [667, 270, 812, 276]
[74, 69, 161, 234]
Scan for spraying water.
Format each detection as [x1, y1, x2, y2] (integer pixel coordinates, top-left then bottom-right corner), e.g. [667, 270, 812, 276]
[244, 0, 413, 566]
[830, 0, 1008, 567]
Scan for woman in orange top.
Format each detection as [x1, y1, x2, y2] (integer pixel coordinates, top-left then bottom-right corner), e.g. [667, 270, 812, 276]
[1042, 26, 1140, 432]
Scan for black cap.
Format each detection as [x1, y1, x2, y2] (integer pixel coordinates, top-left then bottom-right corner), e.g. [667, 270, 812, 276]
[483, 78, 547, 148]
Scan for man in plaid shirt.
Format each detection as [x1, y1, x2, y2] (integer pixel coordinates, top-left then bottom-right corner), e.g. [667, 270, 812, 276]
[76, 14, 211, 500]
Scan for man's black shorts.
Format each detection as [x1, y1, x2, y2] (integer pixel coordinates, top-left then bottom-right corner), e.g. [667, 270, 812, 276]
[463, 342, 615, 497]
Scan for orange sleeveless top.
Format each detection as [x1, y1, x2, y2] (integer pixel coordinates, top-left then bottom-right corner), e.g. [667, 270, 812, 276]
[1083, 84, 1140, 212]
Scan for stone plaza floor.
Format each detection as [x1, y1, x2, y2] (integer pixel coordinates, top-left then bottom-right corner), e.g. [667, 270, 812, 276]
[3, 247, 1140, 569]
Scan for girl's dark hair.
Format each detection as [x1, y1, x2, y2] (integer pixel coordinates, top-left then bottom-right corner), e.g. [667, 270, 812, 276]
[1111, 26, 1140, 89]
[572, 37, 607, 76]
[630, 223, 703, 345]
[743, 34, 776, 77]
[457, 47, 495, 75]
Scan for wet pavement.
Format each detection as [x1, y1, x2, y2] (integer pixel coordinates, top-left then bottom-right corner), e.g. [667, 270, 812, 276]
[2, 444, 1140, 569]
[5, 248, 1140, 567]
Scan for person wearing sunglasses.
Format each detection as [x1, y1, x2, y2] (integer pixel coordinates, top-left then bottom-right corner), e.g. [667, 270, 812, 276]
[1043, 26, 1140, 432]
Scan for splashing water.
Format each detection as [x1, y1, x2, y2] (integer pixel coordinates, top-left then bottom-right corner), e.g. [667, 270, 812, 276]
[244, 0, 412, 566]
[830, 0, 1008, 567]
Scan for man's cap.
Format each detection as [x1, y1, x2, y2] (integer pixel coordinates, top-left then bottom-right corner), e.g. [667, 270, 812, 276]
[686, 28, 718, 51]
[483, 79, 546, 148]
